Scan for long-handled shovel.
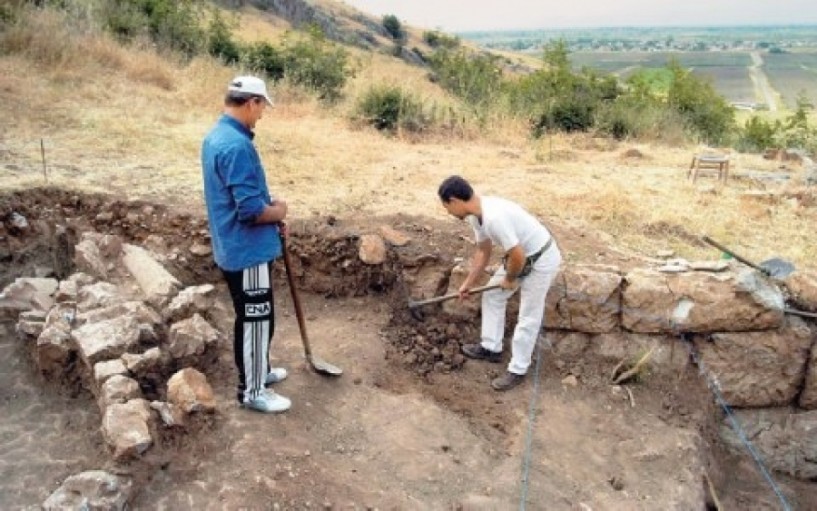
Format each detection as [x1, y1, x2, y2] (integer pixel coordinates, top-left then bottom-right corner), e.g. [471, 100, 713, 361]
[408, 284, 500, 321]
[280, 234, 343, 377]
[701, 236, 795, 279]
[701, 236, 817, 319]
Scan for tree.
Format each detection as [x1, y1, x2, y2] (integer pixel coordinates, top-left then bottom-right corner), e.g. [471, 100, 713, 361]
[382, 14, 405, 43]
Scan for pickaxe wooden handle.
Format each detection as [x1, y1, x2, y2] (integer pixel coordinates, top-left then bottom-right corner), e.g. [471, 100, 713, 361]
[408, 284, 501, 309]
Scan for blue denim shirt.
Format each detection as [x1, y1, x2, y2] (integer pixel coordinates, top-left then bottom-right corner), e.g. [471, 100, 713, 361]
[202, 115, 281, 271]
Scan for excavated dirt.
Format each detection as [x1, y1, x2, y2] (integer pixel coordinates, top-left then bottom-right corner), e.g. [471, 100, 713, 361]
[2, 187, 817, 510]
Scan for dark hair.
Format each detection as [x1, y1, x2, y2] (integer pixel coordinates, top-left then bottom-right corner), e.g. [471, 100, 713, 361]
[438, 175, 473, 202]
[225, 91, 264, 107]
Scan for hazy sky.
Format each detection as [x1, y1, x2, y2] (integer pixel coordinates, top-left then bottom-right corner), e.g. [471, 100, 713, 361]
[341, 0, 817, 31]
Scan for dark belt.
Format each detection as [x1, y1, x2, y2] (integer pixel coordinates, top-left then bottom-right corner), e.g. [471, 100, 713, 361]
[503, 237, 553, 279]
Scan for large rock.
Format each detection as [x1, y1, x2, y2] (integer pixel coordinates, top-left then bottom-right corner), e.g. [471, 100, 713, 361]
[121, 243, 182, 307]
[54, 279, 78, 303]
[121, 347, 163, 377]
[545, 265, 621, 333]
[102, 399, 153, 461]
[783, 270, 817, 312]
[358, 234, 387, 265]
[72, 316, 142, 366]
[720, 408, 817, 481]
[0, 277, 58, 319]
[166, 314, 220, 360]
[94, 359, 128, 385]
[799, 329, 817, 409]
[167, 368, 216, 414]
[42, 470, 132, 510]
[76, 282, 129, 312]
[74, 238, 107, 279]
[164, 284, 217, 322]
[622, 268, 784, 333]
[98, 375, 142, 410]
[36, 324, 74, 376]
[77, 300, 161, 329]
[380, 225, 411, 247]
[695, 317, 813, 407]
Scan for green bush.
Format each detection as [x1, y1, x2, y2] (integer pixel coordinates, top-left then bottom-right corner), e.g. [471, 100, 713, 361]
[355, 84, 426, 132]
[280, 28, 355, 101]
[206, 9, 240, 65]
[102, 0, 206, 57]
[244, 41, 285, 81]
[666, 60, 736, 144]
[382, 14, 404, 42]
[782, 93, 816, 151]
[423, 30, 459, 49]
[0, 0, 23, 24]
[427, 49, 503, 108]
[737, 116, 778, 152]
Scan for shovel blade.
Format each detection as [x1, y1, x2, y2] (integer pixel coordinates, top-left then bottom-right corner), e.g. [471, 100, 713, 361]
[309, 355, 343, 376]
[760, 258, 795, 278]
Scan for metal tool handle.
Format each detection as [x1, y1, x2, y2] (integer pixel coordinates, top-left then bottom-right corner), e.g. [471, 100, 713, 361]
[701, 236, 768, 275]
[784, 308, 817, 319]
[409, 284, 501, 308]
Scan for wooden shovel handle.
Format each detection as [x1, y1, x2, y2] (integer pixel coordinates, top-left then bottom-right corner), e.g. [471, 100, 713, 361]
[280, 234, 313, 359]
[701, 236, 767, 275]
[409, 284, 501, 308]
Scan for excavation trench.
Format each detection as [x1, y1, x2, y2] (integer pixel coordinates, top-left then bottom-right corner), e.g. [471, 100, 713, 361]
[1, 187, 816, 509]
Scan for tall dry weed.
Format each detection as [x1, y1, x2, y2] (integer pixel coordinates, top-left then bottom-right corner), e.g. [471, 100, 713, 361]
[0, 8, 78, 67]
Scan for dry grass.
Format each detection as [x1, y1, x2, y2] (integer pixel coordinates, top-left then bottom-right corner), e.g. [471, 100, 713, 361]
[2, 5, 815, 273]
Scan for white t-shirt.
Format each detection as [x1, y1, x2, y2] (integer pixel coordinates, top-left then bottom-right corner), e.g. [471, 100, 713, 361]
[467, 196, 551, 256]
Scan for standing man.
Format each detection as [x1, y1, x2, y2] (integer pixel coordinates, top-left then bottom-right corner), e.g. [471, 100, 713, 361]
[202, 76, 290, 413]
[438, 175, 562, 391]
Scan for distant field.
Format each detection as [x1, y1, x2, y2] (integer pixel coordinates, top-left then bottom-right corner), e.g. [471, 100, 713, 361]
[569, 50, 817, 108]
[762, 52, 817, 108]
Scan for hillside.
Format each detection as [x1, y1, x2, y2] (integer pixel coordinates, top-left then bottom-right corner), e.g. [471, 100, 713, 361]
[0, 1, 814, 266]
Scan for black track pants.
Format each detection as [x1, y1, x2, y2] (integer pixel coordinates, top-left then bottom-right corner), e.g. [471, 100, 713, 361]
[222, 262, 275, 403]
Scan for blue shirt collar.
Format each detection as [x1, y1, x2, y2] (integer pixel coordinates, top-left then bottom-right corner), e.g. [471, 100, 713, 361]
[219, 114, 255, 140]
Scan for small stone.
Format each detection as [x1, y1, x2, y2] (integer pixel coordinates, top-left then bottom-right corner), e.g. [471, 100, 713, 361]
[379, 225, 411, 247]
[561, 375, 579, 387]
[609, 476, 625, 491]
[10, 212, 29, 230]
[189, 244, 212, 257]
[656, 250, 675, 259]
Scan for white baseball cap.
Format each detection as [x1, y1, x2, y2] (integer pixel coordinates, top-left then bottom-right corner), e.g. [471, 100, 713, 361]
[227, 75, 273, 105]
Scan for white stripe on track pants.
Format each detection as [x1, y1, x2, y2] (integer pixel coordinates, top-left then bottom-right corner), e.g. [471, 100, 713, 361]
[222, 261, 275, 403]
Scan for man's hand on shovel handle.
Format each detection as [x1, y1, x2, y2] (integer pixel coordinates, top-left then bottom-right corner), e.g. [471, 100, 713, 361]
[499, 277, 519, 291]
[458, 282, 474, 301]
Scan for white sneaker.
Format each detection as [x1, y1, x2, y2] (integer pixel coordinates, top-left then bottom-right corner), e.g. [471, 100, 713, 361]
[242, 391, 291, 413]
[264, 367, 288, 385]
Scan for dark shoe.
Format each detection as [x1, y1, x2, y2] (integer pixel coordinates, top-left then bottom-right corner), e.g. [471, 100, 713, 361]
[491, 372, 525, 391]
[461, 343, 502, 363]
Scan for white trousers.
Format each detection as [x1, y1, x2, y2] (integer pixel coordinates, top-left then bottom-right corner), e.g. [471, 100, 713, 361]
[481, 245, 562, 375]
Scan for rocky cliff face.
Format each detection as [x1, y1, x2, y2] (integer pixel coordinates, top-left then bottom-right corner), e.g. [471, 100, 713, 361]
[225, 0, 384, 49]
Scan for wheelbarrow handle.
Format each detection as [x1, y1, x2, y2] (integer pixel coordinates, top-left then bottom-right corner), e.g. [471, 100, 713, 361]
[409, 284, 501, 308]
[701, 236, 768, 275]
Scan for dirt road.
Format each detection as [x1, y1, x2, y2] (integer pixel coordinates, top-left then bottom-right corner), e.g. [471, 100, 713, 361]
[749, 51, 778, 112]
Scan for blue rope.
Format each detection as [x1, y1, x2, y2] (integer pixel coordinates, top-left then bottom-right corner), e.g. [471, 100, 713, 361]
[519, 333, 548, 511]
[684, 336, 793, 511]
